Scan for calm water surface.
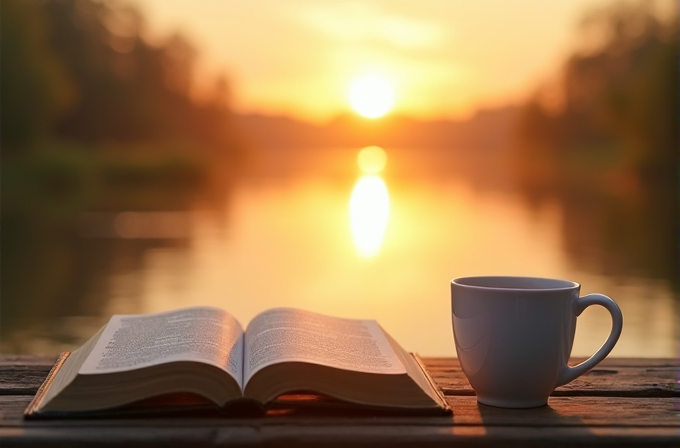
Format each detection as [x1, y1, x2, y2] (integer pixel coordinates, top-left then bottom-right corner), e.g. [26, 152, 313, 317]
[2, 147, 677, 357]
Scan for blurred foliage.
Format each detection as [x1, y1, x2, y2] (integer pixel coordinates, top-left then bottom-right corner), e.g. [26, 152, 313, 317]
[512, 0, 678, 284]
[513, 0, 678, 193]
[1, 0, 75, 148]
[1, 0, 246, 330]
[1, 0, 250, 222]
[1, 0, 248, 161]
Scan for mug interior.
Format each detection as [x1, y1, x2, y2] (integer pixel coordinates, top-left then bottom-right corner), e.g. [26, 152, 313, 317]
[453, 276, 578, 291]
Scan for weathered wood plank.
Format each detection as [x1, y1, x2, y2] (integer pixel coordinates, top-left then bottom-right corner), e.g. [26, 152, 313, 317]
[0, 365, 56, 395]
[1, 357, 677, 397]
[2, 424, 679, 448]
[421, 358, 679, 397]
[2, 395, 678, 428]
[0, 355, 59, 366]
[1, 357, 678, 448]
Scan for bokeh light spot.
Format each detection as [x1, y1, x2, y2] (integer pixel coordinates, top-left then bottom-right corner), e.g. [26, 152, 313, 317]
[357, 146, 387, 173]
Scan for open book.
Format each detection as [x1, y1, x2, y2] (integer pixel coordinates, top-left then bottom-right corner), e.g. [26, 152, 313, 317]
[25, 307, 449, 417]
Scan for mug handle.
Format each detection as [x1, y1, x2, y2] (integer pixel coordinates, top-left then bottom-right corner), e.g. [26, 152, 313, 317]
[555, 293, 623, 387]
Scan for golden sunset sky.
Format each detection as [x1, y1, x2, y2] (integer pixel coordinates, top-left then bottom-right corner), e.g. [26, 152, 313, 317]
[134, 0, 649, 122]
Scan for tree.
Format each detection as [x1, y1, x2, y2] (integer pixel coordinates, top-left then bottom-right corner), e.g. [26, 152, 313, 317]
[1, 0, 74, 151]
[513, 0, 678, 190]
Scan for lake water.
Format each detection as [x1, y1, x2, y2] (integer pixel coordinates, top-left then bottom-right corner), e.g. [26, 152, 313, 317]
[2, 147, 677, 357]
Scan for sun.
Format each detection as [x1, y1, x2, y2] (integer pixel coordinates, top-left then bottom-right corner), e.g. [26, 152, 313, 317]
[348, 75, 395, 119]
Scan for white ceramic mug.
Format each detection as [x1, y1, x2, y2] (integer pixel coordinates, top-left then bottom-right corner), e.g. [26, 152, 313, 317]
[451, 276, 623, 408]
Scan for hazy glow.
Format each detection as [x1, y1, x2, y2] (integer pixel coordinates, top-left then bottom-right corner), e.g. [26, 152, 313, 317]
[349, 175, 390, 257]
[134, 0, 621, 121]
[112, 212, 189, 239]
[349, 75, 395, 118]
[357, 146, 387, 173]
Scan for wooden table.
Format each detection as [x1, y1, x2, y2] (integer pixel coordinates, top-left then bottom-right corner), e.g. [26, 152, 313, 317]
[1, 356, 678, 447]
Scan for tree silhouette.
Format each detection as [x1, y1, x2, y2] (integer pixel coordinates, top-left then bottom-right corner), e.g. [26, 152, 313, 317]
[513, 1, 678, 191]
[2, 0, 246, 161]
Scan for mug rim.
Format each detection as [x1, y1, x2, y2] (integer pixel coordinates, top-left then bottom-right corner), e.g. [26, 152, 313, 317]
[452, 275, 579, 291]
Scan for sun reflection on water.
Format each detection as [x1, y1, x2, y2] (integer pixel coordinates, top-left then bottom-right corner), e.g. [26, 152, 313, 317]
[350, 146, 390, 257]
[357, 145, 388, 173]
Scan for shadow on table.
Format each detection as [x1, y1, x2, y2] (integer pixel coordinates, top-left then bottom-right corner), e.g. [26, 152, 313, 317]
[475, 400, 591, 447]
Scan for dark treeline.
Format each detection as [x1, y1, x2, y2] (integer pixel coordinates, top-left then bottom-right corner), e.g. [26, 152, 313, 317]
[238, 107, 518, 151]
[1, 0, 247, 337]
[513, 1, 678, 194]
[2, 0, 246, 161]
[512, 1, 678, 284]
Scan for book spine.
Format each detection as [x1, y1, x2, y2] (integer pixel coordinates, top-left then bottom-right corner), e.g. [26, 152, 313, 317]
[412, 354, 452, 413]
[23, 352, 71, 419]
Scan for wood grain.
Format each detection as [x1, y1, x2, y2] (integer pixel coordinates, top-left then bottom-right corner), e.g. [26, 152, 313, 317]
[1, 395, 678, 427]
[421, 357, 679, 397]
[2, 423, 679, 448]
[0, 356, 678, 448]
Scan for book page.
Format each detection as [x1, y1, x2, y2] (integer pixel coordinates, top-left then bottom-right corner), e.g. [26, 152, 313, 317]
[79, 307, 244, 386]
[243, 308, 406, 382]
